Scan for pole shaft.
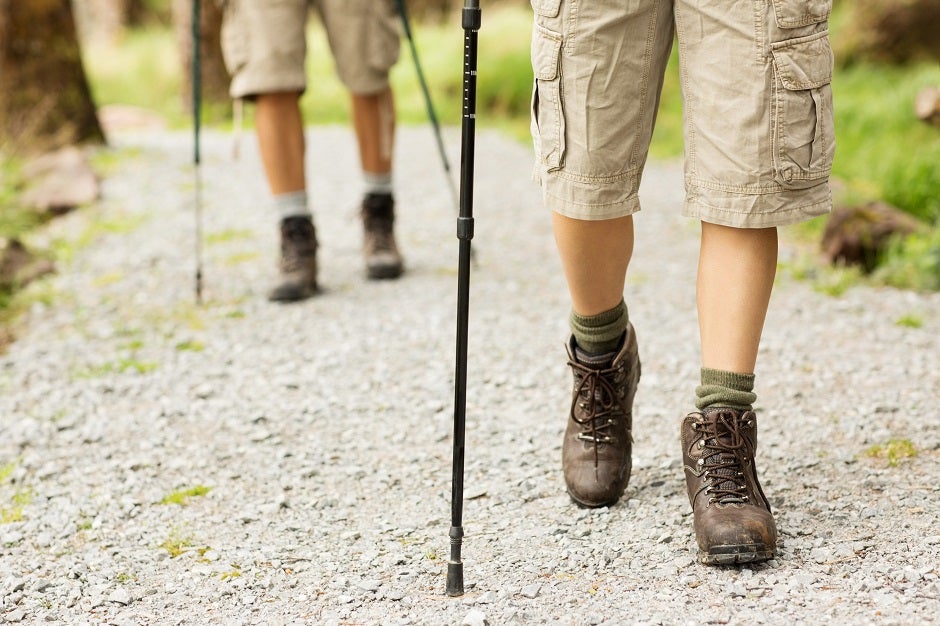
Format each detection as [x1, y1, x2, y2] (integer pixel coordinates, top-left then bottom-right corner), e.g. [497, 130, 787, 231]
[192, 0, 203, 305]
[396, 0, 460, 214]
[447, 0, 480, 599]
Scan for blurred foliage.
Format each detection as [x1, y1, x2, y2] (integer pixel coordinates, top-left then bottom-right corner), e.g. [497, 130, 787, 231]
[0, 159, 43, 240]
[832, 0, 940, 65]
[875, 228, 940, 292]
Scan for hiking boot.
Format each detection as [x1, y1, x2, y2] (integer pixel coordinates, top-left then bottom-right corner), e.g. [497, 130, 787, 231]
[681, 407, 777, 565]
[268, 216, 318, 302]
[562, 325, 641, 508]
[361, 192, 403, 280]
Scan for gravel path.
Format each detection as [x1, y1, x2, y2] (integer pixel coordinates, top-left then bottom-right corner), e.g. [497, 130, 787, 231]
[1, 126, 939, 626]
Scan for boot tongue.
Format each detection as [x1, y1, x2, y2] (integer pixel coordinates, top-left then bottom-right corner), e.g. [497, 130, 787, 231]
[707, 413, 746, 504]
[711, 454, 745, 504]
[573, 345, 616, 369]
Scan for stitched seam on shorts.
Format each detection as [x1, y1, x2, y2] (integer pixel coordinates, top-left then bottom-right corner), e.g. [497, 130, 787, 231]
[754, 0, 766, 64]
[674, 3, 696, 179]
[688, 176, 788, 195]
[564, 0, 579, 53]
[688, 196, 830, 216]
[553, 167, 640, 185]
[632, 1, 659, 170]
[544, 189, 640, 211]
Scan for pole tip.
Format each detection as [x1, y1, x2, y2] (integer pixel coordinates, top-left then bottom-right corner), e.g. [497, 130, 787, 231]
[446, 561, 464, 597]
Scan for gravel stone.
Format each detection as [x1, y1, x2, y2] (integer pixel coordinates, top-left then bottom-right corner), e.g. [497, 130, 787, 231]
[0, 128, 937, 625]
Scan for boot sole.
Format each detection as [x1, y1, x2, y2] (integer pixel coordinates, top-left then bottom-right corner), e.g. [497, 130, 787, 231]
[268, 285, 318, 302]
[566, 488, 622, 509]
[698, 544, 774, 566]
[366, 265, 403, 280]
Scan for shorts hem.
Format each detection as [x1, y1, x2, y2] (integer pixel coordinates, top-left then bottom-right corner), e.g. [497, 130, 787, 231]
[533, 167, 642, 221]
[683, 182, 832, 228]
[230, 73, 307, 100]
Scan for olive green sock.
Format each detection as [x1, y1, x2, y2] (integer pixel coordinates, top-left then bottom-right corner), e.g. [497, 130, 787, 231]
[570, 299, 628, 355]
[695, 368, 757, 411]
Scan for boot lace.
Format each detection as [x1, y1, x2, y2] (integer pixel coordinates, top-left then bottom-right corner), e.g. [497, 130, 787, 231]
[365, 214, 395, 253]
[280, 218, 315, 273]
[695, 410, 754, 505]
[362, 196, 396, 255]
[568, 359, 627, 468]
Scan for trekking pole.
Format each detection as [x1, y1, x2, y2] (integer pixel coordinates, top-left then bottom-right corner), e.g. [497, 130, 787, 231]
[394, 0, 460, 215]
[446, 0, 481, 599]
[191, 0, 204, 305]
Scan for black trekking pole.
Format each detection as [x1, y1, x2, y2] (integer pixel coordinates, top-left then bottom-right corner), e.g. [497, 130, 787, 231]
[446, 0, 481, 598]
[395, 0, 460, 215]
[191, 0, 204, 305]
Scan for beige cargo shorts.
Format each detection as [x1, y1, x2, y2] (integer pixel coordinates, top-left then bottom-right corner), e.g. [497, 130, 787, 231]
[530, 0, 835, 227]
[221, 0, 401, 98]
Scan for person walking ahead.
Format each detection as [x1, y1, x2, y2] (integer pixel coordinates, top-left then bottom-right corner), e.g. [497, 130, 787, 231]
[531, 0, 834, 564]
[221, 0, 405, 301]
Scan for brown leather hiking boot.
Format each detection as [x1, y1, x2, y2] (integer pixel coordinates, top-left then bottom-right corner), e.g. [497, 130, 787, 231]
[268, 216, 318, 302]
[562, 325, 641, 508]
[361, 193, 403, 280]
[681, 408, 777, 565]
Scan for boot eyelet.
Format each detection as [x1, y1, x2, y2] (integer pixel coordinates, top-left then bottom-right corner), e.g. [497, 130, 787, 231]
[697, 458, 705, 467]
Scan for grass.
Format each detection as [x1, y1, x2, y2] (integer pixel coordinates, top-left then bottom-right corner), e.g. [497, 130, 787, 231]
[75, 357, 158, 379]
[865, 438, 918, 467]
[174, 339, 205, 352]
[0, 159, 44, 240]
[160, 528, 195, 557]
[1, 489, 32, 524]
[831, 61, 940, 224]
[874, 227, 940, 292]
[895, 314, 924, 329]
[161, 485, 211, 506]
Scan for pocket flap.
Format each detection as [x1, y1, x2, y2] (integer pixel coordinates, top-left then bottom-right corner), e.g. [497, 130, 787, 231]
[771, 0, 830, 29]
[532, 25, 562, 81]
[531, 0, 562, 18]
[771, 32, 833, 90]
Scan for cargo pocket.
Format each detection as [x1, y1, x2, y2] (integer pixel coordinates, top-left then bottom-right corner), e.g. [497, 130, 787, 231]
[770, 0, 830, 29]
[770, 31, 835, 189]
[531, 25, 565, 171]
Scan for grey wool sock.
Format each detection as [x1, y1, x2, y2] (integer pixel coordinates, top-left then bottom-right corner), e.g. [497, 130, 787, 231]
[570, 299, 628, 355]
[363, 171, 393, 196]
[695, 367, 757, 411]
[274, 190, 311, 221]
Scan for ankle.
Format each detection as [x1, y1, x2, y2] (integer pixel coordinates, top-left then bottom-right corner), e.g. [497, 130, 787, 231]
[695, 367, 756, 411]
[570, 300, 628, 355]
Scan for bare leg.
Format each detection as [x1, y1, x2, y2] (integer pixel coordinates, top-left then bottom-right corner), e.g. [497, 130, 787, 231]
[351, 86, 395, 175]
[697, 223, 778, 374]
[552, 212, 634, 316]
[255, 92, 316, 302]
[254, 91, 306, 194]
[353, 86, 402, 279]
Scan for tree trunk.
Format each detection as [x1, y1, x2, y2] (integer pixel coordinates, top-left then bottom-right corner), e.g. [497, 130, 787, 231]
[172, 0, 231, 115]
[0, 0, 105, 155]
